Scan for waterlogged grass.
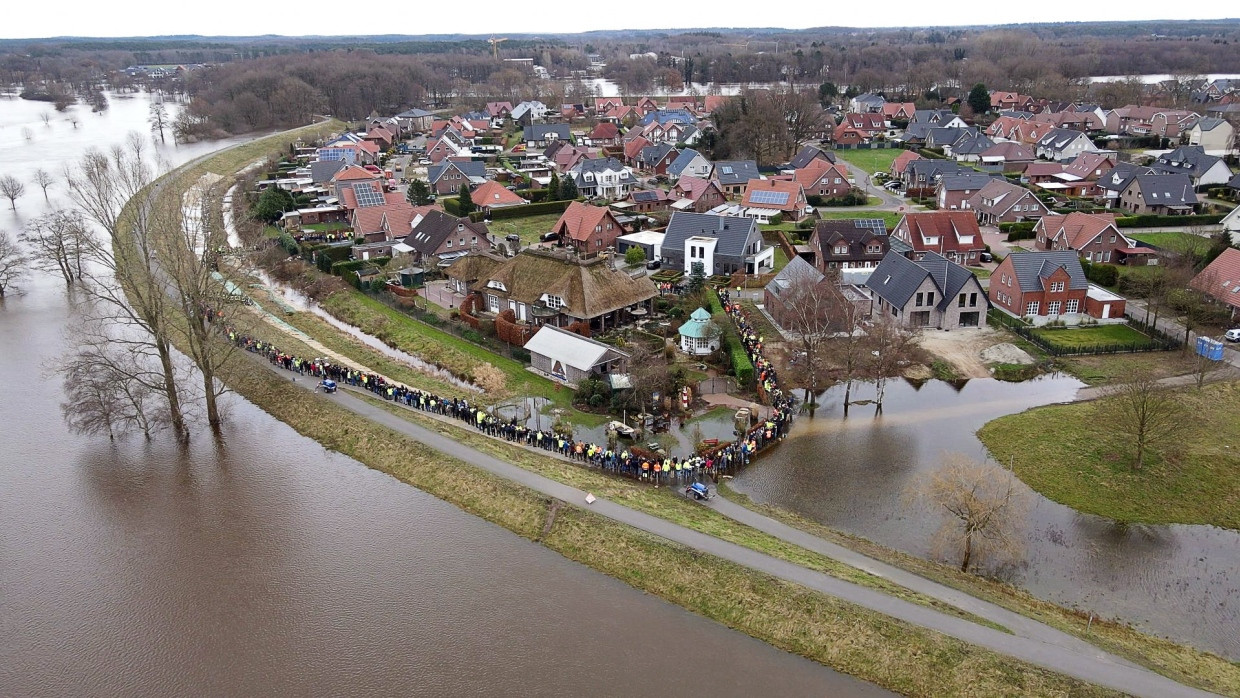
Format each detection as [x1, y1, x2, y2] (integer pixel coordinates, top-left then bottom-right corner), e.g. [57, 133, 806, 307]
[979, 381, 1240, 530]
[228, 364, 1121, 697]
[716, 486, 1240, 698]
[1030, 324, 1159, 351]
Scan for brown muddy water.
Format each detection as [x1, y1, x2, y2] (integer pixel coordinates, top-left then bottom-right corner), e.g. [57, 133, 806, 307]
[731, 377, 1240, 659]
[0, 94, 889, 696]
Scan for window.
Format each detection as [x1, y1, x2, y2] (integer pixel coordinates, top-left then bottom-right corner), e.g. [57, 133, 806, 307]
[1050, 281, 1064, 292]
[916, 292, 924, 306]
[1048, 301, 1062, 315]
[1109, 234, 1116, 243]
[958, 293, 966, 308]
[927, 292, 935, 306]
[446, 239, 453, 248]
[546, 295, 564, 309]
[1066, 299, 1079, 313]
[1026, 301, 1040, 315]
[969, 293, 977, 307]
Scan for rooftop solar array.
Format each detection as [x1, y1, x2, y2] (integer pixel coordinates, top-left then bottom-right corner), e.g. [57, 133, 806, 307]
[855, 218, 887, 234]
[720, 165, 733, 174]
[749, 189, 790, 205]
[353, 182, 385, 208]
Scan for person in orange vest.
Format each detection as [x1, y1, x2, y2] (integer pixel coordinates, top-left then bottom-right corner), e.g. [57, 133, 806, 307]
[652, 460, 662, 487]
[641, 460, 650, 481]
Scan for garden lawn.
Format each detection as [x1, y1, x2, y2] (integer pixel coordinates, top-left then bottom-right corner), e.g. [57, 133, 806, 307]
[835, 148, 902, 175]
[485, 213, 564, 246]
[978, 381, 1240, 529]
[1126, 232, 1207, 254]
[816, 210, 902, 230]
[1030, 324, 1156, 351]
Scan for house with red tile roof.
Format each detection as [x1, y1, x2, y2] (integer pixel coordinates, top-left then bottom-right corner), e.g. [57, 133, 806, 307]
[594, 97, 624, 114]
[794, 159, 852, 200]
[551, 201, 625, 256]
[671, 176, 726, 213]
[740, 178, 810, 222]
[1190, 247, 1240, 320]
[622, 136, 651, 166]
[882, 102, 917, 120]
[891, 211, 985, 265]
[990, 91, 1034, 111]
[470, 181, 528, 213]
[586, 122, 621, 146]
[890, 150, 924, 177]
[601, 105, 641, 126]
[1033, 212, 1149, 264]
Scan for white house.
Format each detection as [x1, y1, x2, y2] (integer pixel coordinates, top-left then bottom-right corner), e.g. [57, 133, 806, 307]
[1223, 205, 1240, 245]
[1187, 117, 1235, 151]
[1036, 128, 1099, 162]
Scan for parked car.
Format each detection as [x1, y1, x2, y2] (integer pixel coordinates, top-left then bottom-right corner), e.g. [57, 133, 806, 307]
[645, 259, 661, 270]
[979, 251, 993, 263]
[540, 232, 560, 242]
[1225, 329, 1240, 342]
[505, 233, 521, 243]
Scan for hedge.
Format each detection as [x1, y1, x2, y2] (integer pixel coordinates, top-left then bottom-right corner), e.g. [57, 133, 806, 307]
[314, 244, 354, 272]
[1081, 259, 1119, 286]
[468, 199, 574, 222]
[442, 196, 461, 216]
[1115, 214, 1223, 228]
[277, 232, 300, 256]
[1000, 221, 1038, 241]
[516, 187, 550, 203]
[707, 292, 755, 388]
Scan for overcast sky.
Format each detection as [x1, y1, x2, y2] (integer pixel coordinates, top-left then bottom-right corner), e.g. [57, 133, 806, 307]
[1, 4, 1236, 39]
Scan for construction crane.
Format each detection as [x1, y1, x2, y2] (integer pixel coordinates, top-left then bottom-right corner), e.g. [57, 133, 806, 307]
[488, 37, 508, 60]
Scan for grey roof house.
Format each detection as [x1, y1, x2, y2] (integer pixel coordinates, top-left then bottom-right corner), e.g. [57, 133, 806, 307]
[712, 160, 760, 196]
[1117, 173, 1198, 215]
[524, 124, 572, 147]
[865, 250, 987, 329]
[667, 148, 712, 180]
[660, 211, 775, 276]
[1149, 145, 1234, 187]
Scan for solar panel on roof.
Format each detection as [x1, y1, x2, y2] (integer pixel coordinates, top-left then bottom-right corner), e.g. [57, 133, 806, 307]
[855, 219, 886, 233]
[749, 190, 790, 205]
[353, 182, 385, 208]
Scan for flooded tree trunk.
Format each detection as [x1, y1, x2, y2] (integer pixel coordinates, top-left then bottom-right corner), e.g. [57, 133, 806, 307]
[157, 340, 188, 442]
[961, 530, 974, 572]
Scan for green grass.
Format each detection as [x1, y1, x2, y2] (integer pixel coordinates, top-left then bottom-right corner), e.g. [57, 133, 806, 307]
[772, 244, 790, 271]
[1029, 324, 1157, 351]
[979, 381, 1240, 530]
[835, 148, 902, 175]
[1057, 351, 1199, 386]
[303, 222, 350, 233]
[816, 210, 902, 230]
[972, 267, 992, 279]
[484, 212, 563, 246]
[1127, 232, 1207, 254]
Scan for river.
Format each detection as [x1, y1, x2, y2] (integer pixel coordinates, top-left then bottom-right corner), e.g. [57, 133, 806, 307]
[731, 376, 1240, 659]
[0, 93, 888, 696]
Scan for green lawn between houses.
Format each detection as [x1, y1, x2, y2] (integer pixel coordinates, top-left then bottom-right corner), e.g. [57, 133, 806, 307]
[1029, 324, 1158, 351]
[834, 148, 904, 176]
[485, 212, 564, 246]
[1126, 232, 1208, 254]
[978, 381, 1240, 530]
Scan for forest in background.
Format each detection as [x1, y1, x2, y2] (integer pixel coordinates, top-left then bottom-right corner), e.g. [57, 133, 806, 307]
[3, 20, 1240, 136]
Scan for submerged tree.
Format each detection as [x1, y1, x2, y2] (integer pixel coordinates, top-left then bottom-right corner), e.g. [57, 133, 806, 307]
[0, 174, 25, 211]
[58, 319, 172, 440]
[149, 101, 170, 144]
[33, 168, 55, 200]
[906, 453, 1029, 573]
[0, 230, 28, 297]
[864, 315, 920, 412]
[22, 210, 88, 285]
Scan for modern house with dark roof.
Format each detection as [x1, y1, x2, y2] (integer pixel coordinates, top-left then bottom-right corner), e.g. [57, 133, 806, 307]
[524, 124, 572, 148]
[637, 142, 680, 174]
[1035, 128, 1099, 162]
[402, 209, 494, 265]
[712, 160, 760, 197]
[808, 218, 890, 271]
[427, 160, 487, 196]
[1187, 116, 1235, 150]
[788, 145, 836, 170]
[990, 250, 1126, 325]
[935, 173, 998, 211]
[1117, 173, 1198, 215]
[1149, 146, 1233, 187]
[568, 157, 636, 199]
[865, 250, 987, 329]
[660, 212, 774, 276]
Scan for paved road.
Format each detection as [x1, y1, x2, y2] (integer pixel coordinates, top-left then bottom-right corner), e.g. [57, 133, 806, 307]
[260, 360, 1217, 698]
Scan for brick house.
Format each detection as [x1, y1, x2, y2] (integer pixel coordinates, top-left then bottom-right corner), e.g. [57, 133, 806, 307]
[401, 209, 494, 265]
[990, 250, 1127, 325]
[935, 173, 995, 212]
[1117, 173, 1198, 215]
[795, 159, 852, 200]
[427, 160, 486, 196]
[865, 250, 987, 329]
[1034, 212, 1145, 264]
[551, 201, 625, 256]
[808, 218, 890, 271]
[1190, 247, 1240, 320]
[966, 179, 1050, 225]
[740, 178, 810, 222]
[891, 211, 986, 265]
[671, 176, 726, 213]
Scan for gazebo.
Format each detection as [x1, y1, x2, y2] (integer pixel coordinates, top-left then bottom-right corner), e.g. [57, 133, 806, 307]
[678, 308, 719, 355]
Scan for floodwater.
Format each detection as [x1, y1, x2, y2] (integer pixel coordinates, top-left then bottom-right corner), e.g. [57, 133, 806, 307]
[0, 93, 890, 696]
[731, 376, 1240, 659]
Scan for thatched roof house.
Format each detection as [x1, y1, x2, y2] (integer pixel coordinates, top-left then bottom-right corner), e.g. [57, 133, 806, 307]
[470, 248, 657, 331]
[444, 250, 506, 294]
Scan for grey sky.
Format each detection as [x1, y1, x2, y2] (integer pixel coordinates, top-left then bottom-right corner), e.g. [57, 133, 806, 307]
[2, 3, 1236, 40]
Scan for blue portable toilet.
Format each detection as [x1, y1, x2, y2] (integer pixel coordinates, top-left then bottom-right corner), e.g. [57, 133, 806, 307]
[1196, 336, 1224, 361]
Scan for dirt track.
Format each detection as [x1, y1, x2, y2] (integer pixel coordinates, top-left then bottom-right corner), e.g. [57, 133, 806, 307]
[917, 327, 1008, 378]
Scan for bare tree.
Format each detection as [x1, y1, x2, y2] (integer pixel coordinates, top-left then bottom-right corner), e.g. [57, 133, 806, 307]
[58, 319, 171, 440]
[65, 146, 190, 441]
[905, 453, 1029, 573]
[126, 131, 146, 162]
[150, 101, 170, 144]
[22, 127, 33, 142]
[1191, 340, 1225, 390]
[1099, 372, 1186, 471]
[40, 111, 52, 127]
[33, 169, 55, 201]
[0, 230, 28, 297]
[21, 210, 87, 285]
[776, 268, 845, 403]
[865, 315, 920, 412]
[0, 174, 25, 210]
[158, 177, 244, 433]
[69, 115, 80, 129]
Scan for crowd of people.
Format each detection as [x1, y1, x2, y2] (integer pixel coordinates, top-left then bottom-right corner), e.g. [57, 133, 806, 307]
[221, 287, 799, 489]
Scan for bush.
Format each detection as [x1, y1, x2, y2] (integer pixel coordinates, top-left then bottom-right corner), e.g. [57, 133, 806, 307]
[277, 232, 300, 256]
[462, 329, 484, 344]
[468, 199, 574, 223]
[1082, 260, 1118, 287]
[820, 188, 870, 207]
[314, 244, 353, 272]
[517, 187, 550, 203]
[806, 194, 824, 207]
[797, 217, 816, 230]
[1115, 214, 1223, 228]
[330, 259, 368, 277]
[442, 197, 461, 216]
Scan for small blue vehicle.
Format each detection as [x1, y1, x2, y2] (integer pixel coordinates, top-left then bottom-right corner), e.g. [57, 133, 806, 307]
[317, 379, 337, 394]
[686, 482, 711, 501]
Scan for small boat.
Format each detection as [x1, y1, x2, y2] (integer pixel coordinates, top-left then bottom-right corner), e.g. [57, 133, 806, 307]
[606, 420, 637, 438]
